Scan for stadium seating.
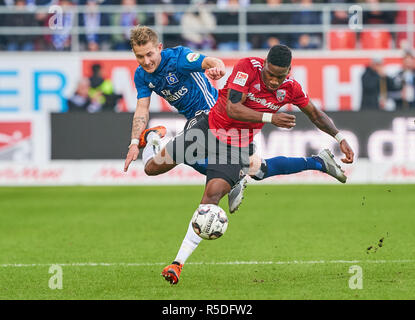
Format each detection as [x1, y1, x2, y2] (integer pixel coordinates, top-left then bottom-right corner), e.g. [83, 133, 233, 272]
[329, 30, 356, 50]
[395, 0, 415, 49]
[360, 30, 392, 49]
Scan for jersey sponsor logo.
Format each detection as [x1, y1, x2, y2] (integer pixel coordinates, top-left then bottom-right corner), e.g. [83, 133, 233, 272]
[160, 86, 189, 102]
[166, 73, 179, 85]
[186, 52, 200, 62]
[276, 89, 286, 102]
[233, 71, 249, 86]
[247, 92, 280, 111]
[148, 82, 155, 89]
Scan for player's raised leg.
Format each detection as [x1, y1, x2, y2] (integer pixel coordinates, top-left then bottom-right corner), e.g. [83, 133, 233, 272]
[314, 149, 347, 183]
[250, 150, 347, 183]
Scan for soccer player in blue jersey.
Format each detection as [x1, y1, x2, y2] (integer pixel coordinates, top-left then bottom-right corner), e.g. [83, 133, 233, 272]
[123, 25, 224, 172]
[124, 25, 248, 211]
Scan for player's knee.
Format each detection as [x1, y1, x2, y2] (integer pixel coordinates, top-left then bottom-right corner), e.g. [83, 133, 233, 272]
[248, 154, 262, 176]
[144, 161, 157, 176]
[202, 183, 228, 204]
[201, 193, 221, 205]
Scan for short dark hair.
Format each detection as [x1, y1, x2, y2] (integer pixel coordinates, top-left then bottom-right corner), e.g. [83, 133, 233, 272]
[267, 45, 292, 68]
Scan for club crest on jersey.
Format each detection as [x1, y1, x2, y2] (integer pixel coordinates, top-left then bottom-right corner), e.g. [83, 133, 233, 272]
[233, 71, 249, 86]
[186, 52, 200, 62]
[276, 89, 286, 102]
[166, 73, 179, 85]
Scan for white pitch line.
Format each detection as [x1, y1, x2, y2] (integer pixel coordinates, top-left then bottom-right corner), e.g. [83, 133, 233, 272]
[1, 260, 415, 268]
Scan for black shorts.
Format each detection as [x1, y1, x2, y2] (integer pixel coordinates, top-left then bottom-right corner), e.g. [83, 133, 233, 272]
[165, 112, 252, 187]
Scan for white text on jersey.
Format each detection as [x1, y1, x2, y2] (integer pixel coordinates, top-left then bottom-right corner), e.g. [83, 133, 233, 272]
[246, 92, 280, 111]
[161, 86, 189, 102]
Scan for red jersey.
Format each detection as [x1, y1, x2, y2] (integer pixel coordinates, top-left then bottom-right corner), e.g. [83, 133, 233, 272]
[209, 57, 309, 147]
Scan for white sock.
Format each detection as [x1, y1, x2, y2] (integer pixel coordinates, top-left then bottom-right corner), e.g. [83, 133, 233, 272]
[142, 132, 160, 167]
[174, 220, 203, 265]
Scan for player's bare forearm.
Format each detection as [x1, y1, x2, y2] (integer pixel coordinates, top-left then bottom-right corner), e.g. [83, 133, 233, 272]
[310, 110, 338, 137]
[124, 99, 150, 172]
[301, 102, 339, 137]
[203, 57, 226, 80]
[131, 113, 149, 139]
[226, 100, 264, 123]
[131, 98, 150, 139]
[202, 56, 225, 71]
[301, 101, 354, 163]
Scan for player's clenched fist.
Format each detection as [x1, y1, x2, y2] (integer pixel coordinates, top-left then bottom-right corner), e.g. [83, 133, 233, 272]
[205, 67, 226, 81]
[271, 112, 296, 129]
[124, 145, 140, 172]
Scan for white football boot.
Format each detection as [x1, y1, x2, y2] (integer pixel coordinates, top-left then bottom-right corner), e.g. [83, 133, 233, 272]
[315, 149, 347, 183]
[228, 176, 248, 213]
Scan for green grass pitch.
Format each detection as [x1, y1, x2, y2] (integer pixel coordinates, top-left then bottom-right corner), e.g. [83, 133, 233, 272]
[0, 184, 414, 300]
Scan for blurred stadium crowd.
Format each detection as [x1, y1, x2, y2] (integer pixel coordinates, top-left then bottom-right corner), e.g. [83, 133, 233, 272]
[0, 0, 412, 52]
[2, 0, 414, 112]
[66, 50, 415, 113]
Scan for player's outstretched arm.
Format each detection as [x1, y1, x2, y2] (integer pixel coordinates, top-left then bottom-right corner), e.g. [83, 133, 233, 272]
[202, 56, 226, 81]
[300, 101, 354, 164]
[124, 97, 151, 172]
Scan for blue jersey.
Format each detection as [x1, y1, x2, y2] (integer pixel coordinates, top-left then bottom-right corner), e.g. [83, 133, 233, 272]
[134, 46, 218, 119]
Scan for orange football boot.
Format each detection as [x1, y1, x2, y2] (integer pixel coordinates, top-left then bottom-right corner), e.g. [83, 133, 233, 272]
[138, 126, 167, 148]
[161, 262, 183, 285]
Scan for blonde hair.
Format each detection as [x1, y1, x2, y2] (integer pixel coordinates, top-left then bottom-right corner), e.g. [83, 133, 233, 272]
[130, 25, 159, 48]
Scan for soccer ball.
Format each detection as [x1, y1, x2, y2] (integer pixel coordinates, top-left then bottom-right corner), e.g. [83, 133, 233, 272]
[191, 204, 228, 240]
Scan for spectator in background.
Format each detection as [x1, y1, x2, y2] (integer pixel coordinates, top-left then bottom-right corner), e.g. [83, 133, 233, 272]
[390, 51, 415, 110]
[111, 0, 147, 50]
[215, 0, 251, 50]
[4, 0, 38, 51]
[293, 33, 320, 49]
[79, 0, 111, 51]
[362, 0, 396, 25]
[247, 0, 291, 49]
[328, 0, 356, 25]
[217, 0, 250, 7]
[88, 63, 122, 111]
[181, 0, 216, 50]
[68, 78, 103, 112]
[360, 56, 393, 110]
[265, 36, 280, 48]
[290, 0, 322, 49]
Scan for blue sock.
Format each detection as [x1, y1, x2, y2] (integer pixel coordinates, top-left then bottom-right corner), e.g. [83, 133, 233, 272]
[253, 156, 325, 180]
[188, 158, 208, 175]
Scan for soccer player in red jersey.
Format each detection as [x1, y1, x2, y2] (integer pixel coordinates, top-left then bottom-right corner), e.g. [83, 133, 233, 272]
[141, 45, 354, 284]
